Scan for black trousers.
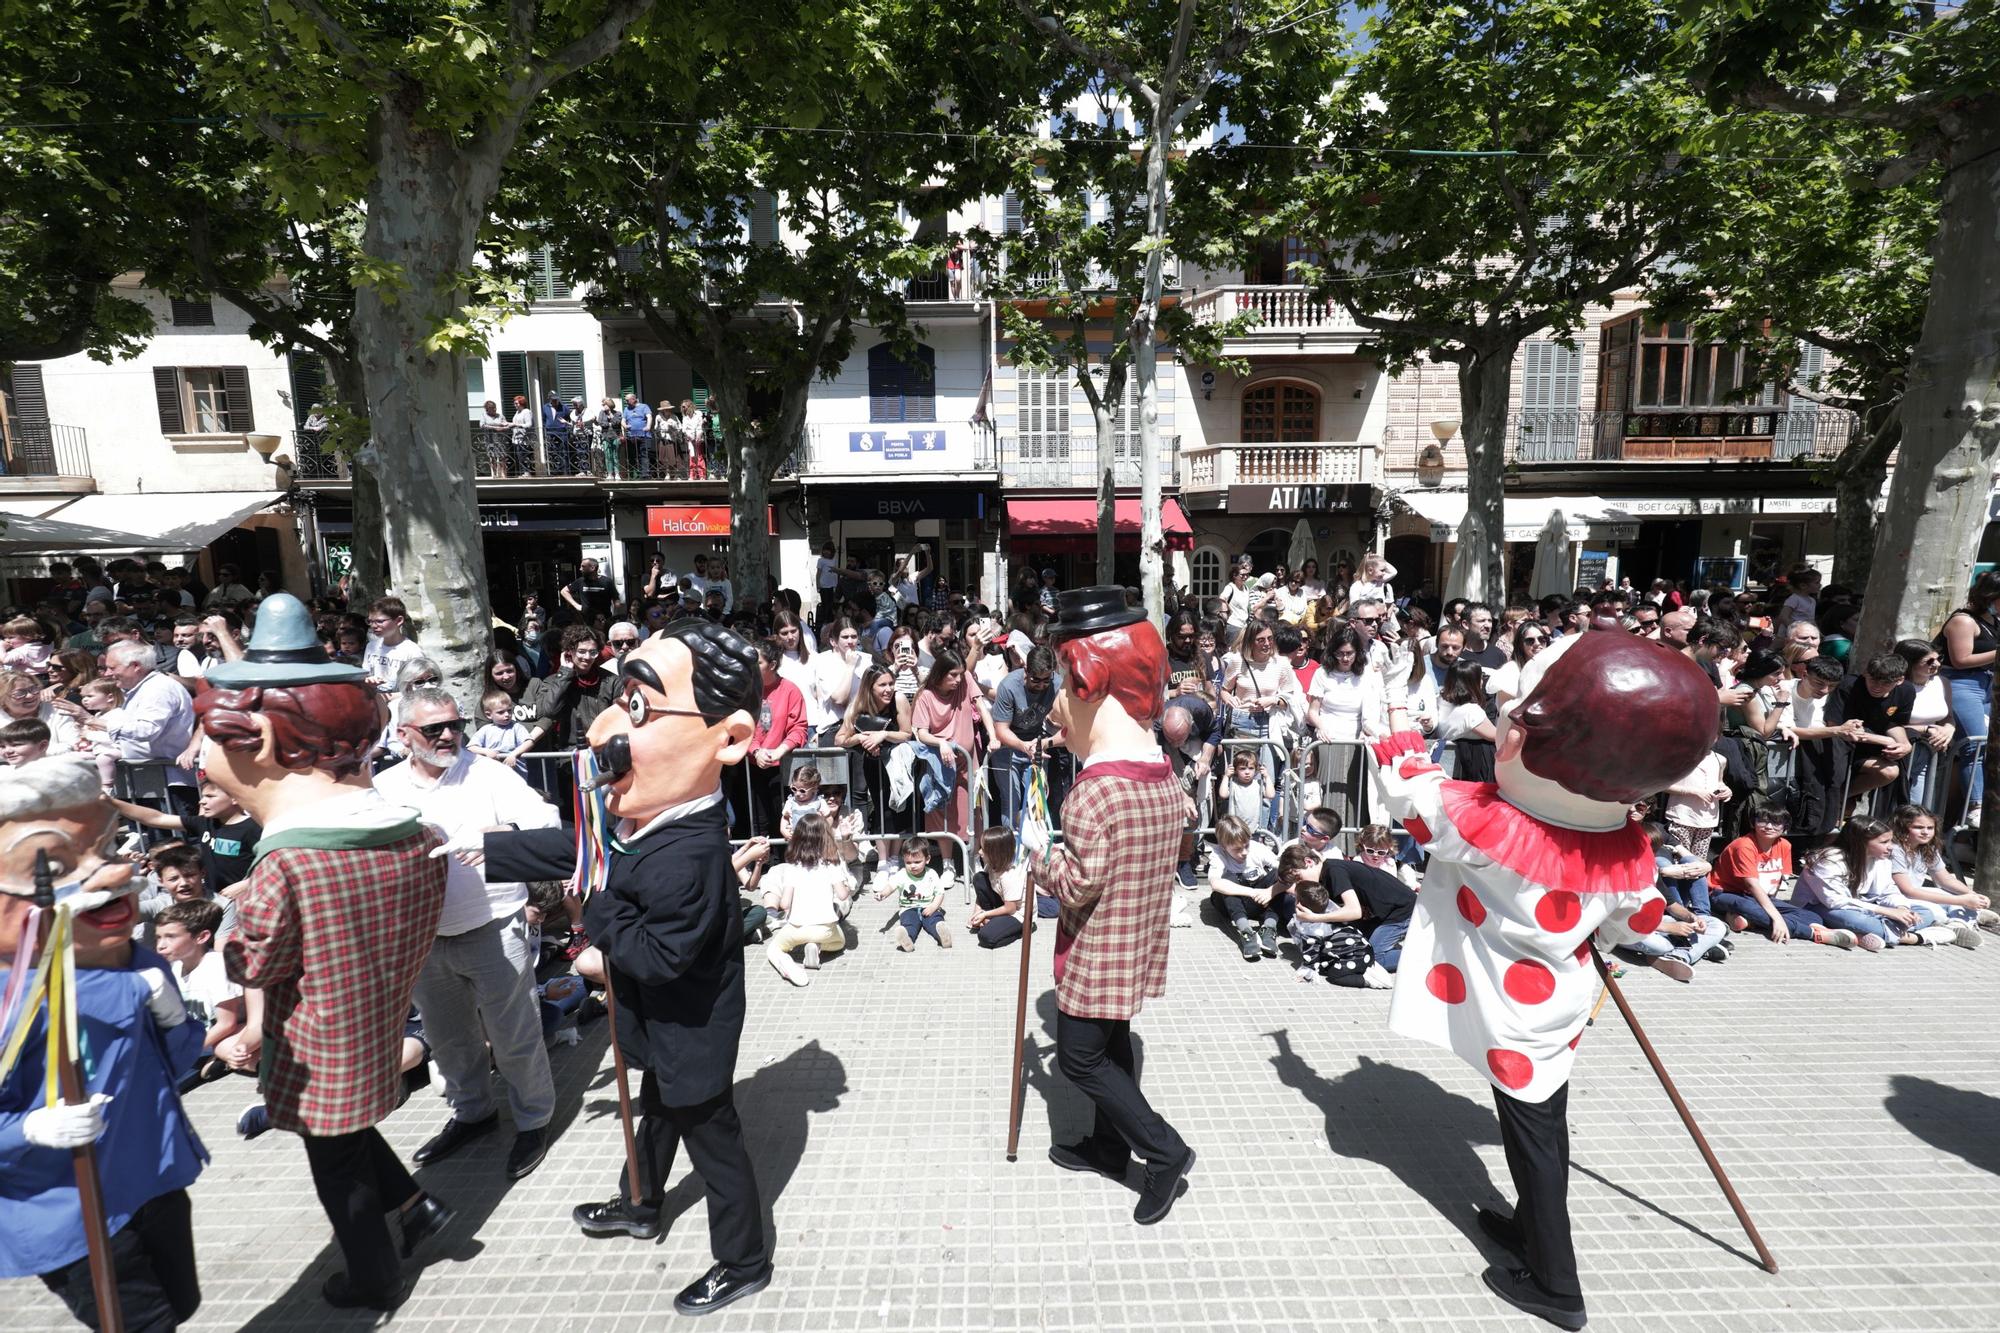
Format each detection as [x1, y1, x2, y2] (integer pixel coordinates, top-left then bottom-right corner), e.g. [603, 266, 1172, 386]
[40, 1188, 199, 1333]
[625, 1076, 770, 1277]
[301, 1126, 421, 1300]
[1493, 1083, 1580, 1299]
[1055, 1009, 1187, 1168]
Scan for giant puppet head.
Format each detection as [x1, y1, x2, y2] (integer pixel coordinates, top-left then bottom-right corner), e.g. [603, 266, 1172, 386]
[1048, 587, 1168, 761]
[0, 757, 136, 968]
[194, 593, 387, 826]
[584, 618, 760, 821]
[1493, 629, 1719, 831]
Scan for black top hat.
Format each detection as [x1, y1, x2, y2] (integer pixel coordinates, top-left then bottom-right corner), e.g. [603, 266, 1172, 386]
[1050, 586, 1146, 641]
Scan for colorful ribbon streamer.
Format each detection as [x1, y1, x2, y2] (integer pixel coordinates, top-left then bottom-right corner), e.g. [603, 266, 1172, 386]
[570, 751, 614, 901]
[0, 905, 79, 1109]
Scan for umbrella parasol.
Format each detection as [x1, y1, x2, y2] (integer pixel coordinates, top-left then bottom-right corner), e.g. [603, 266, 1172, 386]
[1529, 509, 1573, 598]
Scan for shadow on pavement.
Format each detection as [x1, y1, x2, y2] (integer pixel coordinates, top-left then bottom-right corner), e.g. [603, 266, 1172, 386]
[1884, 1074, 2000, 1176]
[1264, 1034, 1508, 1257]
[235, 1019, 613, 1330]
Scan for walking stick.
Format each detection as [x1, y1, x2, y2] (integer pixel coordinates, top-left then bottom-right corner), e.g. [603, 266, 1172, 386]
[1589, 948, 1778, 1274]
[598, 983, 646, 1207]
[1586, 981, 1611, 1026]
[1005, 868, 1035, 1161]
[33, 854, 123, 1331]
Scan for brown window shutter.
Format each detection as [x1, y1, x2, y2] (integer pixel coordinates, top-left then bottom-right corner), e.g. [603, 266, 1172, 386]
[153, 367, 186, 434]
[222, 367, 253, 431]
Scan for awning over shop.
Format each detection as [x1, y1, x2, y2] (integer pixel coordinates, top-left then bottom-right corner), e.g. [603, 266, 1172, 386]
[1006, 498, 1196, 553]
[0, 491, 282, 554]
[1387, 492, 1641, 544]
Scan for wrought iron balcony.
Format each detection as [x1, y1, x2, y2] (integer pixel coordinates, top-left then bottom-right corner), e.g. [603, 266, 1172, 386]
[0, 421, 92, 480]
[293, 424, 799, 484]
[1504, 409, 1860, 464]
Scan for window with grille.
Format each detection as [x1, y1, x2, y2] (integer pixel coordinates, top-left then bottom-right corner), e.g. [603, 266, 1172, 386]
[1190, 547, 1223, 598]
[1240, 381, 1319, 442]
[152, 366, 252, 434]
[868, 342, 935, 422]
[1017, 366, 1071, 463]
[169, 297, 213, 327]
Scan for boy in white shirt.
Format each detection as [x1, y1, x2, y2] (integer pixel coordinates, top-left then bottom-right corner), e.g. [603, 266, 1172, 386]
[153, 898, 246, 1088]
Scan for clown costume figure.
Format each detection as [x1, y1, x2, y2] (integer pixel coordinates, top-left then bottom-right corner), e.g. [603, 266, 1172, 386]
[1367, 630, 1720, 1330]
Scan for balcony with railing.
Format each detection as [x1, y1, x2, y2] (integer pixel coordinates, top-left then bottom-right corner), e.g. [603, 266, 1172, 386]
[1180, 440, 1379, 493]
[999, 433, 1181, 490]
[1181, 286, 1368, 347]
[1504, 408, 1860, 464]
[291, 424, 800, 484]
[0, 422, 93, 488]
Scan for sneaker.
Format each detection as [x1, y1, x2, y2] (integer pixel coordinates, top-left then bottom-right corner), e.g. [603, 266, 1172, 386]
[802, 943, 822, 970]
[935, 922, 954, 948]
[1811, 926, 1857, 950]
[1856, 932, 1885, 953]
[563, 928, 591, 962]
[1361, 963, 1394, 990]
[1976, 908, 2000, 933]
[894, 926, 916, 952]
[1950, 922, 1982, 950]
[237, 1103, 271, 1140]
[1237, 929, 1260, 961]
[1294, 965, 1320, 984]
[1701, 945, 1728, 964]
[1650, 957, 1694, 983]
[1916, 925, 1957, 947]
[1726, 913, 1750, 933]
[769, 951, 809, 987]
[1258, 924, 1279, 957]
[1176, 863, 1197, 888]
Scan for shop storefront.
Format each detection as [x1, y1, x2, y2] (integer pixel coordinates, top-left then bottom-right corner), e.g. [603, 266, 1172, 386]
[315, 499, 610, 618]
[1003, 498, 1195, 595]
[824, 486, 998, 607]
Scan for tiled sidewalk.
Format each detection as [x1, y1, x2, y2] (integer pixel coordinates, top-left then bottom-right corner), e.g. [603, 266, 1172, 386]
[14, 890, 2000, 1331]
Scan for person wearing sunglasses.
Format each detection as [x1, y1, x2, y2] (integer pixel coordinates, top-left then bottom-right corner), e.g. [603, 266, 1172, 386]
[376, 688, 563, 1186]
[480, 618, 775, 1316]
[1488, 626, 1549, 711]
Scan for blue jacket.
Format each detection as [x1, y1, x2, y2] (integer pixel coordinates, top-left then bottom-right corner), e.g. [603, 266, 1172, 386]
[0, 945, 206, 1277]
[896, 740, 952, 814]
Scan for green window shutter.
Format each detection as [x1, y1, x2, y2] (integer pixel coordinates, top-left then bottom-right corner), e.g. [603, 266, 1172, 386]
[498, 351, 528, 409]
[690, 370, 709, 409]
[749, 191, 778, 247]
[554, 350, 586, 403]
[222, 366, 254, 431]
[153, 367, 186, 434]
[465, 359, 485, 395]
[619, 350, 638, 398]
[528, 248, 559, 301]
[287, 353, 326, 428]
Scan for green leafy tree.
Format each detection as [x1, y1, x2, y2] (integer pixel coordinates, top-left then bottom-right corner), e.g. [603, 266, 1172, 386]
[191, 0, 657, 697]
[1272, 0, 1726, 600]
[1680, 0, 2000, 655]
[1007, 0, 1336, 619]
[515, 0, 1037, 605]
[1646, 128, 1935, 589]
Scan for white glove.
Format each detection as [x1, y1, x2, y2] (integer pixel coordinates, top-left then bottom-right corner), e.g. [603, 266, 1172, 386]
[1020, 818, 1051, 859]
[427, 827, 486, 860]
[140, 967, 188, 1029]
[23, 1094, 114, 1149]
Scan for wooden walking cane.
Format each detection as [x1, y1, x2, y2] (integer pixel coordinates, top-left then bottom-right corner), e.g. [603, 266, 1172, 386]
[1005, 865, 1035, 1161]
[1589, 947, 1778, 1274]
[33, 852, 123, 1332]
[598, 983, 646, 1206]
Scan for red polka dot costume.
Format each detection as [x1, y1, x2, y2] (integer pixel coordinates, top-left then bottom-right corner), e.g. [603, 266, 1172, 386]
[1372, 730, 1662, 1103]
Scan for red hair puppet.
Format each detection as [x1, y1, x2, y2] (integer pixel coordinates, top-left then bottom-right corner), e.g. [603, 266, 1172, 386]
[1054, 621, 1168, 726]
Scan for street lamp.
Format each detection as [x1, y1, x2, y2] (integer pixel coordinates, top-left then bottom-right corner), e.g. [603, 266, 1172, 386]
[1429, 418, 1459, 445]
[245, 433, 284, 460]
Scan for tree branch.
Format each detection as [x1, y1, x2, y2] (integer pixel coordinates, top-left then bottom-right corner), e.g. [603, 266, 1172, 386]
[519, 0, 659, 103]
[1174, 0, 1259, 128]
[1009, 0, 1158, 109]
[285, 0, 387, 80]
[1729, 77, 1952, 134]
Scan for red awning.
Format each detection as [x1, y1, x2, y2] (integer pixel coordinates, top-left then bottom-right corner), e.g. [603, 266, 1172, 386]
[1005, 498, 1195, 552]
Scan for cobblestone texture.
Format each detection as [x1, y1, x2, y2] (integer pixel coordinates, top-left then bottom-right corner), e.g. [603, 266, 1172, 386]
[13, 888, 2000, 1331]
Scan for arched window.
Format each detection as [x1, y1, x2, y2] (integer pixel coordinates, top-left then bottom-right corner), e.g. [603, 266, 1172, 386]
[869, 341, 936, 422]
[1240, 381, 1320, 442]
[1190, 546, 1224, 598]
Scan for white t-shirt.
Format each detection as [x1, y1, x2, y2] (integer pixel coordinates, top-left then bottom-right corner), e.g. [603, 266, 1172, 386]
[1220, 582, 1250, 630]
[1664, 751, 1726, 831]
[1910, 677, 1950, 727]
[765, 860, 852, 928]
[175, 950, 242, 1031]
[993, 864, 1028, 903]
[816, 555, 840, 591]
[1787, 689, 1827, 733]
[1274, 587, 1310, 624]
[1887, 841, 1941, 888]
[363, 635, 427, 694]
[1436, 702, 1489, 743]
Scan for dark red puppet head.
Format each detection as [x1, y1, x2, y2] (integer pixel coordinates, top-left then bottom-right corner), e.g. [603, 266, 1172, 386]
[1508, 631, 1718, 804]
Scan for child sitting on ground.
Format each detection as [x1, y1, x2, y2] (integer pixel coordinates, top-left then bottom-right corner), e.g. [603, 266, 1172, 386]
[1208, 813, 1284, 961]
[1886, 803, 1995, 941]
[1222, 749, 1274, 833]
[875, 835, 951, 950]
[152, 898, 246, 1089]
[1708, 807, 1848, 947]
[967, 826, 1056, 949]
[1280, 844, 1371, 985]
[1616, 823, 1732, 982]
[779, 764, 830, 839]
[468, 688, 536, 764]
[761, 812, 854, 985]
[0, 716, 50, 766]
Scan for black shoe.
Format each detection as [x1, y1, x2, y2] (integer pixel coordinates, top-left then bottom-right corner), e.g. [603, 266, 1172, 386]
[1048, 1140, 1129, 1182]
[412, 1113, 497, 1165]
[1259, 924, 1279, 956]
[1703, 945, 1729, 964]
[672, 1261, 773, 1316]
[1476, 1206, 1525, 1257]
[506, 1127, 548, 1180]
[1481, 1265, 1587, 1330]
[572, 1196, 663, 1240]
[1134, 1146, 1196, 1225]
[321, 1271, 412, 1312]
[236, 1103, 271, 1140]
[399, 1193, 454, 1259]
[1238, 930, 1260, 961]
[1176, 863, 1196, 887]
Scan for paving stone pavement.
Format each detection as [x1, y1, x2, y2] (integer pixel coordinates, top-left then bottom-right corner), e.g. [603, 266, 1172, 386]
[14, 888, 2000, 1332]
